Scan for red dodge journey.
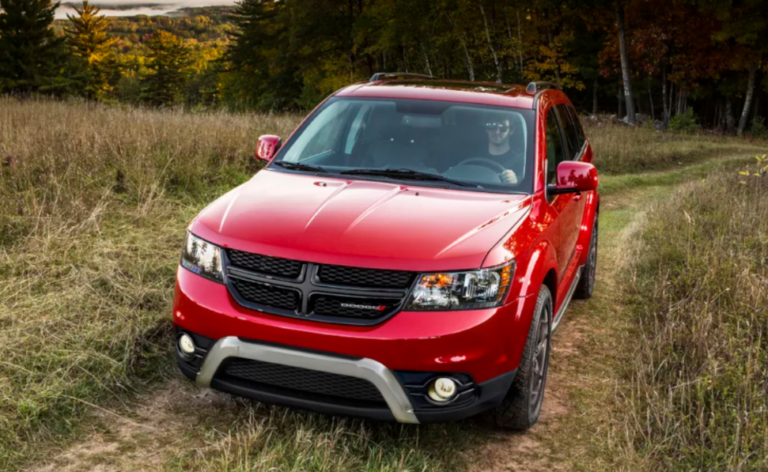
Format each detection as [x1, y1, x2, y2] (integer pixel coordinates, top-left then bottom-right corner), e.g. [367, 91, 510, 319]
[173, 74, 599, 430]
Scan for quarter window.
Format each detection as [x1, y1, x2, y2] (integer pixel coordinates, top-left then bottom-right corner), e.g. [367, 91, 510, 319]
[565, 105, 586, 157]
[546, 110, 566, 185]
[554, 105, 578, 159]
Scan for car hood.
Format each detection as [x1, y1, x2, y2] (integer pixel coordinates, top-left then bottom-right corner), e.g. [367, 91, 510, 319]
[191, 169, 531, 272]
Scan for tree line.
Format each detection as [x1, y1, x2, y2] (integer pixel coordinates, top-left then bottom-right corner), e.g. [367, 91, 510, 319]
[0, 0, 766, 134]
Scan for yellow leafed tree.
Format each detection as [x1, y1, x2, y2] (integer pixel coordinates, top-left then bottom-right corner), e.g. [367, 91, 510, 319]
[65, 1, 117, 99]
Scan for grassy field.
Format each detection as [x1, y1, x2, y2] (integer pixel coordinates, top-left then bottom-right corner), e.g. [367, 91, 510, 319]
[618, 162, 768, 470]
[0, 98, 299, 469]
[584, 117, 766, 174]
[1, 96, 766, 471]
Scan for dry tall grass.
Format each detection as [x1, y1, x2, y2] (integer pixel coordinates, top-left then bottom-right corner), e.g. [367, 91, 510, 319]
[583, 118, 767, 174]
[0, 97, 300, 468]
[621, 164, 768, 469]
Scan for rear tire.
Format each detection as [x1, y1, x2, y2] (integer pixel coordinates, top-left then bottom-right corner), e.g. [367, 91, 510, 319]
[574, 214, 598, 300]
[490, 285, 552, 430]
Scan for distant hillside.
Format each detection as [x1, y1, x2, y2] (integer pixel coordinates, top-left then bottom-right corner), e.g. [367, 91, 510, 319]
[53, 6, 236, 45]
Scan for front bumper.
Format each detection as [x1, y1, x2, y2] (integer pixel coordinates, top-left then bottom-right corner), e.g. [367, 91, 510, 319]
[199, 336, 419, 422]
[173, 267, 534, 422]
[178, 332, 516, 423]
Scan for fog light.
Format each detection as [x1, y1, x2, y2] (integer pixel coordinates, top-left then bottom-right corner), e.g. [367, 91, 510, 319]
[428, 377, 457, 403]
[178, 333, 196, 358]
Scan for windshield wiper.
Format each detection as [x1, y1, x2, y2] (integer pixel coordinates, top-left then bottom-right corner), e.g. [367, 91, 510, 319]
[340, 168, 482, 189]
[272, 161, 329, 173]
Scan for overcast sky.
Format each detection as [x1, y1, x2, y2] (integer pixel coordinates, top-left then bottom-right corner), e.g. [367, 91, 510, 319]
[55, 0, 238, 19]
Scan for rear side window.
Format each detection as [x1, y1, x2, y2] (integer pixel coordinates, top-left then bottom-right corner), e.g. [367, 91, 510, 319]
[546, 110, 566, 185]
[554, 105, 579, 159]
[565, 105, 586, 155]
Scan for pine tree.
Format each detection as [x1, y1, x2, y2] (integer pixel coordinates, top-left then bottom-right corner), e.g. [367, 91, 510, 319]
[0, 0, 67, 94]
[224, 0, 301, 110]
[142, 31, 193, 106]
[65, 1, 117, 99]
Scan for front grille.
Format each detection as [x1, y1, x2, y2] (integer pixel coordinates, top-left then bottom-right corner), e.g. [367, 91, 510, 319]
[223, 358, 385, 403]
[311, 295, 399, 319]
[225, 249, 412, 325]
[317, 264, 415, 289]
[231, 279, 299, 310]
[228, 250, 303, 279]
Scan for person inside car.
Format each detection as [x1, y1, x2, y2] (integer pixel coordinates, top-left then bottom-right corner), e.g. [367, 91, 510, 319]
[484, 111, 525, 184]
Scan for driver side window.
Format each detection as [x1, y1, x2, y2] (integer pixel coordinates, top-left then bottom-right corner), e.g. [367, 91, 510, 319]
[546, 110, 565, 185]
[284, 101, 352, 162]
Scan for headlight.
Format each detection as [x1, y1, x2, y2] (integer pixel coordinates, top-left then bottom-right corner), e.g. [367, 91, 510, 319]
[180, 232, 224, 283]
[405, 262, 514, 310]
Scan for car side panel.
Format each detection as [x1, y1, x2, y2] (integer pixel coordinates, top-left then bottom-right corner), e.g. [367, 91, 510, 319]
[483, 192, 560, 367]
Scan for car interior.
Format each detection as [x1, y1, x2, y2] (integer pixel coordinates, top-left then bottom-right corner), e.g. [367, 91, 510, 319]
[280, 99, 531, 189]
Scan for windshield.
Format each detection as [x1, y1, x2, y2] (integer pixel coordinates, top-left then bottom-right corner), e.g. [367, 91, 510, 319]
[273, 97, 535, 193]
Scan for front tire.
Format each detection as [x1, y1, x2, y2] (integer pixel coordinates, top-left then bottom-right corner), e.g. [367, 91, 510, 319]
[490, 285, 552, 430]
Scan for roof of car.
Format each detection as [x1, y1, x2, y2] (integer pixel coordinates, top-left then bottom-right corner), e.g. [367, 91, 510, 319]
[336, 79, 538, 109]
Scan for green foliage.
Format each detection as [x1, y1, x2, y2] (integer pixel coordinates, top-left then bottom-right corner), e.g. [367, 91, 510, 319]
[223, 0, 301, 111]
[751, 117, 768, 138]
[0, 0, 68, 94]
[668, 108, 699, 133]
[142, 31, 193, 106]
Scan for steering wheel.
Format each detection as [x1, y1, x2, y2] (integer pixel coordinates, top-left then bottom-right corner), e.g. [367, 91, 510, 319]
[455, 157, 507, 174]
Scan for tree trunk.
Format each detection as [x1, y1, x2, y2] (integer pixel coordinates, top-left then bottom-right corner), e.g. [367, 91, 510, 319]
[617, 82, 624, 118]
[546, 27, 561, 86]
[592, 78, 598, 115]
[738, 62, 757, 135]
[480, 3, 503, 83]
[725, 98, 735, 132]
[446, 13, 474, 81]
[422, 44, 433, 77]
[661, 65, 669, 126]
[668, 81, 674, 120]
[516, 10, 524, 71]
[648, 81, 655, 122]
[504, 9, 520, 72]
[615, 0, 636, 124]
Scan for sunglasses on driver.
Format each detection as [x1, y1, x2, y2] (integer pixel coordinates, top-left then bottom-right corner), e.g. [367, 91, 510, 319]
[485, 122, 510, 132]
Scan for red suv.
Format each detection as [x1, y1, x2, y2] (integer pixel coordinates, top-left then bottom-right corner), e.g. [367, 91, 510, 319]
[173, 75, 599, 430]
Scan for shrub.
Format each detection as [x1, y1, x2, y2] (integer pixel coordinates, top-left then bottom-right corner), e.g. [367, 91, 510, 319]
[751, 116, 768, 139]
[667, 108, 699, 133]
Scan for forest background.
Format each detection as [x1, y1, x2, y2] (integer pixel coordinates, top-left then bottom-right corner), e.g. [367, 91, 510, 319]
[1, 0, 767, 134]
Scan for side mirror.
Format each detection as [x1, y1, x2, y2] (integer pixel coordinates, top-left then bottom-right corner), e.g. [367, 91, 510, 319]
[548, 161, 598, 195]
[255, 135, 282, 162]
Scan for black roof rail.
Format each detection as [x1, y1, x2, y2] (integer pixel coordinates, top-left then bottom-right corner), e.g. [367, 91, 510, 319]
[370, 72, 435, 82]
[525, 81, 561, 94]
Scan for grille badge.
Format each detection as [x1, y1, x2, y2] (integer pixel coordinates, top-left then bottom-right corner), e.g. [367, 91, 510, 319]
[340, 302, 387, 311]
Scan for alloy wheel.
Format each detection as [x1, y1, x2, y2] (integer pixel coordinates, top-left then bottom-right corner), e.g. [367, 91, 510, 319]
[529, 302, 551, 417]
[587, 221, 598, 292]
